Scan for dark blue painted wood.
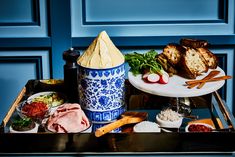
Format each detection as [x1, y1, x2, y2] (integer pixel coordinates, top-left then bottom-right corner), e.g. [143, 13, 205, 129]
[84, 0, 222, 23]
[50, 0, 72, 79]
[0, 50, 50, 122]
[72, 35, 235, 47]
[71, 0, 234, 38]
[0, 0, 48, 37]
[0, 0, 35, 23]
[0, 38, 51, 47]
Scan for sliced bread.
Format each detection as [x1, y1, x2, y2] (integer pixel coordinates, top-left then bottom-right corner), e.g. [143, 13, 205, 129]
[162, 43, 185, 66]
[179, 48, 209, 79]
[196, 48, 218, 69]
[180, 38, 209, 49]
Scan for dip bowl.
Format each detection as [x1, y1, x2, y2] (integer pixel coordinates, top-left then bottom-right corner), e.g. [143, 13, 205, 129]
[16, 100, 51, 123]
[156, 115, 183, 128]
[133, 121, 161, 133]
[185, 122, 214, 132]
[156, 108, 183, 128]
[9, 118, 39, 133]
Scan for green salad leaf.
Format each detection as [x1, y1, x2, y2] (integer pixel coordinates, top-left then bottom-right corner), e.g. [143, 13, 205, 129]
[125, 50, 163, 76]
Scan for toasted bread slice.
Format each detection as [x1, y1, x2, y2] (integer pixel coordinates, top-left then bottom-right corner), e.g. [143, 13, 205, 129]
[156, 53, 178, 76]
[179, 48, 208, 79]
[162, 43, 185, 66]
[180, 38, 209, 48]
[197, 48, 218, 69]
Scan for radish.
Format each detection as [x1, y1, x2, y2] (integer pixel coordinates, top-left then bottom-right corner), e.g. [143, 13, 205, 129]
[158, 72, 169, 84]
[147, 73, 160, 83]
[142, 72, 150, 79]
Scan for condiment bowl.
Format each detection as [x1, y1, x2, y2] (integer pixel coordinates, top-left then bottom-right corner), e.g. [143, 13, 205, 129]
[156, 114, 183, 128]
[16, 100, 51, 122]
[9, 118, 39, 133]
[185, 122, 214, 132]
[133, 121, 161, 133]
[10, 122, 39, 133]
[27, 91, 66, 108]
[38, 79, 64, 91]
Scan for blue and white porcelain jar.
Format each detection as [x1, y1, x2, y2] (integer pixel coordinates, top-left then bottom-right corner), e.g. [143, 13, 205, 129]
[78, 63, 126, 123]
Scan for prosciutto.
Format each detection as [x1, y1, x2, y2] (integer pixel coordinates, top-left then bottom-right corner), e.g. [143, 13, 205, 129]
[47, 103, 90, 133]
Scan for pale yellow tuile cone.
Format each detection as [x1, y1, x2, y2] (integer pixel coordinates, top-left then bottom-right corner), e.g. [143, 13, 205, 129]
[77, 31, 125, 69]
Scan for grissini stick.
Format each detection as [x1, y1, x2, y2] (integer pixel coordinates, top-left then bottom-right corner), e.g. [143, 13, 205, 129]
[186, 75, 232, 85]
[95, 112, 148, 137]
[187, 70, 220, 89]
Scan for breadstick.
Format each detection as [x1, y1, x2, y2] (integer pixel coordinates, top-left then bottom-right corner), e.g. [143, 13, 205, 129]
[186, 75, 232, 85]
[187, 70, 220, 89]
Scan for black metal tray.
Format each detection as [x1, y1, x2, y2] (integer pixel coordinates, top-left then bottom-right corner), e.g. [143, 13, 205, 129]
[0, 79, 235, 155]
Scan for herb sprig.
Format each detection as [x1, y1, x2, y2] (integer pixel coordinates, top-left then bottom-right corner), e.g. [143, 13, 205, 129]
[125, 50, 163, 76]
[12, 117, 33, 127]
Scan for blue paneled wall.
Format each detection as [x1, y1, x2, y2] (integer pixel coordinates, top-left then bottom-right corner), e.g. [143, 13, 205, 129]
[0, 0, 234, 122]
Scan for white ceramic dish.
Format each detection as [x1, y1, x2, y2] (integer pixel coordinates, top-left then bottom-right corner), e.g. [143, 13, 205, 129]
[185, 122, 214, 132]
[128, 67, 225, 97]
[39, 79, 63, 85]
[9, 123, 39, 133]
[156, 115, 183, 128]
[133, 121, 161, 133]
[27, 91, 65, 108]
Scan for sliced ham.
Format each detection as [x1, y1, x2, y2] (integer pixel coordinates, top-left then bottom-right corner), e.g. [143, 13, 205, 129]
[47, 103, 90, 133]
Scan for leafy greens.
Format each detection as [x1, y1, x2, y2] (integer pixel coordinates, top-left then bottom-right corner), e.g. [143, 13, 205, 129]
[125, 50, 163, 76]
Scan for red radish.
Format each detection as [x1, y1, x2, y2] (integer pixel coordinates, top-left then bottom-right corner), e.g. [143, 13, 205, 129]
[147, 73, 160, 83]
[158, 72, 169, 84]
[142, 72, 150, 79]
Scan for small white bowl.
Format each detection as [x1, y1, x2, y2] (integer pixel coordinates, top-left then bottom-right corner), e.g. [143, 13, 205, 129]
[133, 121, 161, 133]
[9, 123, 39, 133]
[156, 115, 183, 128]
[185, 122, 214, 132]
[27, 91, 66, 108]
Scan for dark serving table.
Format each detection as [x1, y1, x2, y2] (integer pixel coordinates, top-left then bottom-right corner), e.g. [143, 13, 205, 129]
[1, 80, 235, 156]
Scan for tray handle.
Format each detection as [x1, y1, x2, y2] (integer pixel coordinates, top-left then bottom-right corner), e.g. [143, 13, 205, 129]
[213, 91, 235, 130]
[1, 87, 26, 127]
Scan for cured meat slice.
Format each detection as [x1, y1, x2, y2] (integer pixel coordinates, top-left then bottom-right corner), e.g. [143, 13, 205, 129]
[47, 103, 90, 133]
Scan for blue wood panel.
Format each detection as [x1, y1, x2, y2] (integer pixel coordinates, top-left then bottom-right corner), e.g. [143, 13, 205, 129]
[50, 0, 72, 79]
[0, 0, 48, 37]
[0, 50, 50, 122]
[71, 0, 234, 38]
[0, 37, 51, 47]
[84, 0, 221, 23]
[0, 0, 36, 24]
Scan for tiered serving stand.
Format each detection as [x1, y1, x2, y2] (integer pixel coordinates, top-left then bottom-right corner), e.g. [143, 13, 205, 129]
[128, 67, 225, 98]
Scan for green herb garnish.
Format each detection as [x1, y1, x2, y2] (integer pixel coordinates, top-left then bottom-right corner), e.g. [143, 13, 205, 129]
[11, 117, 35, 131]
[12, 117, 33, 128]
[125, 50, 163, 76]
